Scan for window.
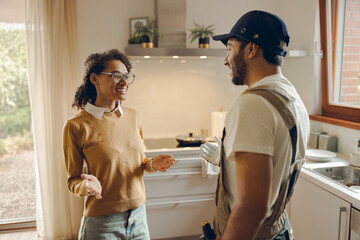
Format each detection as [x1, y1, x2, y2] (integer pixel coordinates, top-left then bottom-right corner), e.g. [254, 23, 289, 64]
[316, 0, 360, 129]
[0, 0, 36, 230]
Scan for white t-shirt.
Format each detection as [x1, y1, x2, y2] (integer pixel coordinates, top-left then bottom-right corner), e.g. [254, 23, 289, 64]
[223, 74, 309, 218]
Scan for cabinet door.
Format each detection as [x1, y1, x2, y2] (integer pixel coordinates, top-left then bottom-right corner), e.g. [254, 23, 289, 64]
[146, 194, 216, 239]
[144, 168, 217, 198]
[289, 176, 350, 240]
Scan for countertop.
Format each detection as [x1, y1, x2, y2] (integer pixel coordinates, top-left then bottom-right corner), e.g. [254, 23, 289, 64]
[144, 139, 360, 208]
[302, 152, 360, 208]
[144, 138, 201, 155]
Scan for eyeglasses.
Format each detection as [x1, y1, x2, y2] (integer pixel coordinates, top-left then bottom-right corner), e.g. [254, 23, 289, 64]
[100, 71, 135, 85]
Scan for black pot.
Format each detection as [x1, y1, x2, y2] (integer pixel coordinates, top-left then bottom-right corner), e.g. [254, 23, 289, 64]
[176, 133, 205, 146]
[199, 37, 210, 48]
[140, 35, 151, 43]
[199, 37, 210, 44]
[140, 35, 153, 48]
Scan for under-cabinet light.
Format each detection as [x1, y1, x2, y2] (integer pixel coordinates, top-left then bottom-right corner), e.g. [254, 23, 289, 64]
[144, 56, 150, 59]
[172, 56, 179, 59]
[200, 56, 207, 59]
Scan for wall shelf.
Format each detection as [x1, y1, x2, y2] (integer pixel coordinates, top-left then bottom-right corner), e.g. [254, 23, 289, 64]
[125, 47, 308, 58]
[124, 47, 225, 58]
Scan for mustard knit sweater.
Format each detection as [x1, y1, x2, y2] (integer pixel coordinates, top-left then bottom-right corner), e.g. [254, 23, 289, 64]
[63, 107, 153, 216]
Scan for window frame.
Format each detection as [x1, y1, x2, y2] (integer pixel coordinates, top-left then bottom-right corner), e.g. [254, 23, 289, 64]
[313, 0, 360, 130]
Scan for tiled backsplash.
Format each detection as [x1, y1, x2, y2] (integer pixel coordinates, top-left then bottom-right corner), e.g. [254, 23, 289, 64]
[123, 57, 246, 138]
[311, 120, 360, 155]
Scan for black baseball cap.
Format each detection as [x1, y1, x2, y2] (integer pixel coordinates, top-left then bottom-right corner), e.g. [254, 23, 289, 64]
[213, 10, 290, 57]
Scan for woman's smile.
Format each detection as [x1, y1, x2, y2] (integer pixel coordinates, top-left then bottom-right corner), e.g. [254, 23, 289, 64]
[115, 87, 127, 95]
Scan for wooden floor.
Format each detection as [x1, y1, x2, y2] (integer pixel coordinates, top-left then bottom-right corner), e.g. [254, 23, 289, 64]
[0, 230, 37, 240]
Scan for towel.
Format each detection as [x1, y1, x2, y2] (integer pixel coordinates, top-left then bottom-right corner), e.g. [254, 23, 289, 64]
[202, 159, 220, 178]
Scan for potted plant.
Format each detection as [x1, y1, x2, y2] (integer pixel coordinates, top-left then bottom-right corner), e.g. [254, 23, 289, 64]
[188, 21, 216, 48]
[127, 32, 142, 47]
[136, 18, 159, 48]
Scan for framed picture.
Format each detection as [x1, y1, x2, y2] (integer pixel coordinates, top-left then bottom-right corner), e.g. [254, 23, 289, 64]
[129, 17, 149, 35]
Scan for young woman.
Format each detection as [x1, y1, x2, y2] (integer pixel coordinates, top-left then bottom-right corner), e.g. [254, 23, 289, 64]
[63, 49, 174, 239]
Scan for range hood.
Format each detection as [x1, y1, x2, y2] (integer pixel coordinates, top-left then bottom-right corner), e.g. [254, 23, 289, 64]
[124, 0, 224, 58]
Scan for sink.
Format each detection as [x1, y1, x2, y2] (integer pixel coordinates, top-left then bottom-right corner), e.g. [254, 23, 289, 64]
[310, 165, 360, 188]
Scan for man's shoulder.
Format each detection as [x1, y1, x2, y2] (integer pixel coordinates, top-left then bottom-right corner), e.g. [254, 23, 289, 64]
[237, 91, 276, 111]
[228, 93, 278, 127]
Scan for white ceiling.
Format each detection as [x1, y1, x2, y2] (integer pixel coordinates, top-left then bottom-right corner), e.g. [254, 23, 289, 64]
[0, 0, 25, 23]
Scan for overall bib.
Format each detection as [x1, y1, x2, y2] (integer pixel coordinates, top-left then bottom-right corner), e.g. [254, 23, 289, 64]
[213, 87, 305, 240]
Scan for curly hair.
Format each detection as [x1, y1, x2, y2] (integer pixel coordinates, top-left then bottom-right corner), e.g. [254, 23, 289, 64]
[72, 49, 132, 110]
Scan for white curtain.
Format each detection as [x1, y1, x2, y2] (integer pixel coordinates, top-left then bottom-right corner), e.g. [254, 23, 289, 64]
[25, 0, 83, 239]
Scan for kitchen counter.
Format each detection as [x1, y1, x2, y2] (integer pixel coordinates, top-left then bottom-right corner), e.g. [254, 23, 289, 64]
[144, 139, 360, 208]
[144, 137, 201, 154]
[302, 153, 360, 208]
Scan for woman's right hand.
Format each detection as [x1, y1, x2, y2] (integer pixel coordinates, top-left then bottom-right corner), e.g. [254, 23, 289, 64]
[81, 174, 102, 199]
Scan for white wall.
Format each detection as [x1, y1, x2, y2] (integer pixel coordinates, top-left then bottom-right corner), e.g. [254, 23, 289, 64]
[77, 0, 359, 154]
[281, 0, 322, 115]
[185, 0, 284, 49]
[77, 0, 155, 66]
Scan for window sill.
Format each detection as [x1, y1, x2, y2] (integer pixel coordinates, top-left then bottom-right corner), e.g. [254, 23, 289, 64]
[309, 115, 360, 130]
[0, 217, 36, 232]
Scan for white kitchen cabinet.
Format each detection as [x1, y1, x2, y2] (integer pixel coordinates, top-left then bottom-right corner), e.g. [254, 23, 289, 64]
[289, 176, 351, 240]
[144, 169, 217, 199]
[146, 194, 215, 239]
[144, 147, 217, 239]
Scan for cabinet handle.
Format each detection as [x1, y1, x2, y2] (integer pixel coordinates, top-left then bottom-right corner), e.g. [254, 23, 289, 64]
[144, 171, 202, 177]
[174, 158, 202, 161]
[338, 207, 347, 240]
[146, 157, 201, 162]
[146, 197, 214, 206]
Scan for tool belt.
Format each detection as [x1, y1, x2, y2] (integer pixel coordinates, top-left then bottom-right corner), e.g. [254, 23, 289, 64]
[274, 228, 290, 240]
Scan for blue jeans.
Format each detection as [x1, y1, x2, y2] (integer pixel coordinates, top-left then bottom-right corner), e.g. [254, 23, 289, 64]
[78, 205, 150, 240]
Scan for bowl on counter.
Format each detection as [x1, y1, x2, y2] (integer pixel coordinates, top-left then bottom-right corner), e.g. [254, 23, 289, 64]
[306, 149, 336, 162]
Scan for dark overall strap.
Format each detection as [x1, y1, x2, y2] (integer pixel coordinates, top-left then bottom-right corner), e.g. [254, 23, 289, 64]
[244, 88, 298, 166]
[242, 88, 301, 240]
[213, 128, 230, 237]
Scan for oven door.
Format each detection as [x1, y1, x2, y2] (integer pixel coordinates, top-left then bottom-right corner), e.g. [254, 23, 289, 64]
[351, 207, 360, 240]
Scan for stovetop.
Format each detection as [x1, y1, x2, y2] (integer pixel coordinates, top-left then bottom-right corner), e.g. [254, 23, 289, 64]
[143, 138, 201, 150]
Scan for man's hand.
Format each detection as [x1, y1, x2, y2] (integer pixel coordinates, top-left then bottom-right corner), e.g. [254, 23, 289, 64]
[151, 154, 175, 172]
[200, 136, 221, 165]
[81, 174, 102, 199]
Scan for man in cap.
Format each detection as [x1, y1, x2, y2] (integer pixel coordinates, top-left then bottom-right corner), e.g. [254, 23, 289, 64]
[200, 10, 309, 239]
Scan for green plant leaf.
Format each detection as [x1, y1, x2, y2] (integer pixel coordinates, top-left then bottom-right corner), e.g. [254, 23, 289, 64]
[187, 21, 216, 43]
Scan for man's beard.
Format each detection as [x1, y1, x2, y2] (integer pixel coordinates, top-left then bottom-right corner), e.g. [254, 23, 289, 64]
[231, 48, 247, 86]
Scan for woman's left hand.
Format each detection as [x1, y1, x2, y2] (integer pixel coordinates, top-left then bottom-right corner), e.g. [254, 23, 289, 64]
[151, 154, 175, 172]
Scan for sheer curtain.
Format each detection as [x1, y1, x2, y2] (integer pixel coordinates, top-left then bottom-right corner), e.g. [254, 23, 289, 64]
[26, 0, 83, 239]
